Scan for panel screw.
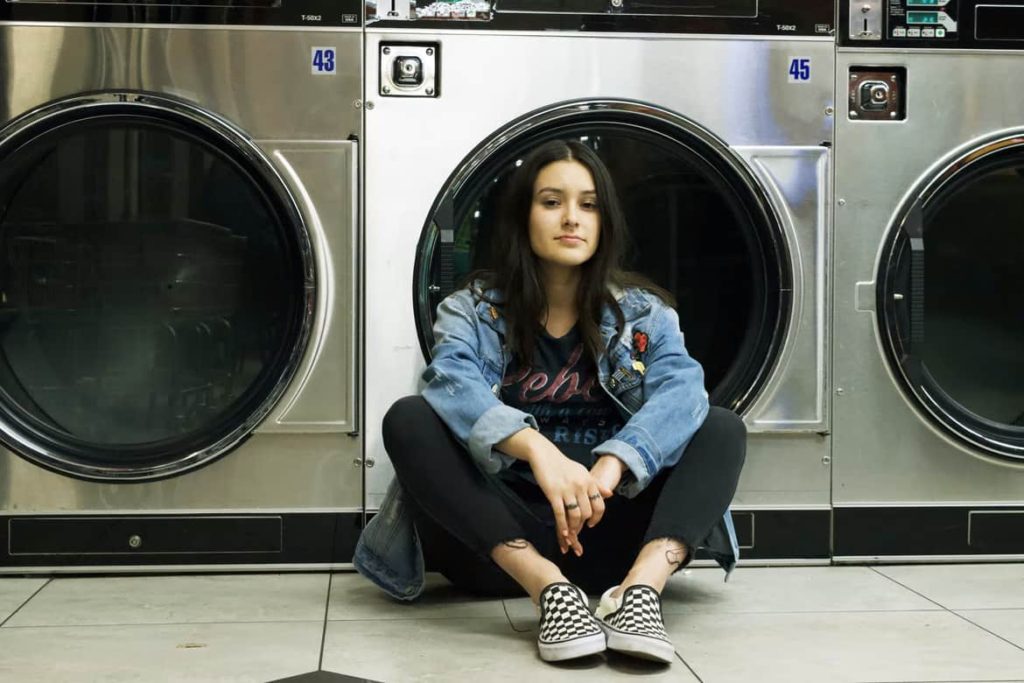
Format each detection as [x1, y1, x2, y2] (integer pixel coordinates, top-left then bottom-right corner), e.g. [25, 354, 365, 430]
[425, 87, 435, 96]
[611, 0, 623, 6]
[836, 387, 845, 395]
[353, 458, 362, 467]
[850, 73, 859, 81]
[383, 47, 391, 55]
[353, 99, 363, 109]
[838, 198, 847, 206]
[850, 110, 859, 118]
[426, 47, 434, 55]
[825, 106, 834, 116]
[891, 74, 898, 82]
[890, 111, 898, 118]
[128, 535, 142, 549]
[382, 86, 391, 94]
[822, 455, 832, 465]
[366, 458, 376, 469]
[366, 101, 375, 110]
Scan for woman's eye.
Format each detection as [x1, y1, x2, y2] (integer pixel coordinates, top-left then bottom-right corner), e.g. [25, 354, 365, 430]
[542, 198, 560, 207]
[582, 201, 598, 210]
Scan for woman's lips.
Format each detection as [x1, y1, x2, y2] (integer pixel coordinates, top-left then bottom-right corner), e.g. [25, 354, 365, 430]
[557, 236, 584, 243]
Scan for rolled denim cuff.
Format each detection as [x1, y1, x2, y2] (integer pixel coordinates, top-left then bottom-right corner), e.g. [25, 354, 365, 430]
[593, 437, 655, 498]
[468, 403, 539, 473]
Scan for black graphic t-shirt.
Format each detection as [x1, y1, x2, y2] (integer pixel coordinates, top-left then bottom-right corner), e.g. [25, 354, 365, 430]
[500, 325, 623, 482]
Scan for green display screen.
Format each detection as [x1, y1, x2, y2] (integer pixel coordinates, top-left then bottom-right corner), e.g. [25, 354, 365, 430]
[907, 11, 940, 23]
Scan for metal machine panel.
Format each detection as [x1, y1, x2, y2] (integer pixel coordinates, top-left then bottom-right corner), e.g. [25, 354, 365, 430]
[363, 30, 834, 512]
[833, 49, 1024, 505]
[0, 24, 364, 569]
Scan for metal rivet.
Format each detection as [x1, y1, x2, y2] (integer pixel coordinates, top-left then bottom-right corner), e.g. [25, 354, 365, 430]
[838, 198, 847, 206]
[426, 47, 434, 55]
[366, 101, 375, 110]
[850, 110, 859, 118]
[366, 458, 376, 469]
[128, 535, 142, 549]
[353, 458, 362, 467]
[836, 387, 845, 395]
[825, 106, 835, 116]
[383, 47, 391, 55]
[425, 87, 435, 96]
[822, 455, 832, 465]
[353, 99, 363, 109]
[850, 73, 859, 81]
[890, 111, 898, 118]
[382, 86, 391, 94]
[891, 74, 898, 82]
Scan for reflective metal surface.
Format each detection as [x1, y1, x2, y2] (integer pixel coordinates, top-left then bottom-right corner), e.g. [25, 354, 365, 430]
[364, 31, 834, 508]
[0, 26, 362, 513]
[833, 49, 1024, 506]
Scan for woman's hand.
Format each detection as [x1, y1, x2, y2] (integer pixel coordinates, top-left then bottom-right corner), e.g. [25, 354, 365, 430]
[589, 455, 627, 505]
[527, 443, 611, 556]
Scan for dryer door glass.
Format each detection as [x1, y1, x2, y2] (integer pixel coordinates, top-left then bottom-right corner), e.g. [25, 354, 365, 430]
[880, 147, 1024, 460]
[414, 110, 789, 413]
[0, 103, 309, 480]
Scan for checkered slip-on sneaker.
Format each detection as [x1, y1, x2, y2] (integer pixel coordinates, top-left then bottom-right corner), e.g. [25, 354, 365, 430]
[594, 584, 675, 663]
[536, 582, 606, 662]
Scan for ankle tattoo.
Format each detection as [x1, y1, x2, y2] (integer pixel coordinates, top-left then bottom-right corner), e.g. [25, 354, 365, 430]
[665, 548, 685, 567]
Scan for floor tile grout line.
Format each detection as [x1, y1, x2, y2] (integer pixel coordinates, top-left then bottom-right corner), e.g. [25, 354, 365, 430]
[0, 578, 52, 628]
[318, 573, 334, 671]
[501, 599, 532, 633]
[675, 651, 704, 683]
[0, 618, 328, 630]
[868, 567, 955, 611]
[869, 567, 1024, 654]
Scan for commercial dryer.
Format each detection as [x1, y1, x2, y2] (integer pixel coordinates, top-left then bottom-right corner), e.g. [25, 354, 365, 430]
[364, 0, 836, 560]
[835, 0, 1024, 560]
[0, 1, 363, 571]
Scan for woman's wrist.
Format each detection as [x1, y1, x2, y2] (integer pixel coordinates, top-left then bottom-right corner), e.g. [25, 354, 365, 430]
[594, 454, 627, 474]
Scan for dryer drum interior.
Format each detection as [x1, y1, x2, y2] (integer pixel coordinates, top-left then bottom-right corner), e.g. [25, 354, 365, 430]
[414, 105, 791, 413]
[879, 140, 1024, 460]
[0, 97, 310, 481]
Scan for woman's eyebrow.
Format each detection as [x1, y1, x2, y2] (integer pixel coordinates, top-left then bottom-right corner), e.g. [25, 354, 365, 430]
[535, 187, 565, 194]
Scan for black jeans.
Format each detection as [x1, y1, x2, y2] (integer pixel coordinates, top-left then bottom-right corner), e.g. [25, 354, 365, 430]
[383, 396, 746, 597]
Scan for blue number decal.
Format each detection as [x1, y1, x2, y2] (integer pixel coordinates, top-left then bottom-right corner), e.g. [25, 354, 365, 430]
[788, 57, 811, 82]
[312, 47, 337, 75]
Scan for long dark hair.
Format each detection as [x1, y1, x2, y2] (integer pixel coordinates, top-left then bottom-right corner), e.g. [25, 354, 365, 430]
[466, 139, 675, 365]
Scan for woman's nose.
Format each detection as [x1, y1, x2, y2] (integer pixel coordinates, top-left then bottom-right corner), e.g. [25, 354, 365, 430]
[563, 203, 579, 226]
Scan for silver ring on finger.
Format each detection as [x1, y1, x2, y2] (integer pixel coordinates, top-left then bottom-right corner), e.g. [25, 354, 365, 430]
[564, 501, 580, 511]
[588, 493, 602, 501]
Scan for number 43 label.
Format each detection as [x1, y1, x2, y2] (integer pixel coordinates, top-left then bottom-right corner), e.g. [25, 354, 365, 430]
[312, 47, 337, 75]
[788, 57, 811, 83]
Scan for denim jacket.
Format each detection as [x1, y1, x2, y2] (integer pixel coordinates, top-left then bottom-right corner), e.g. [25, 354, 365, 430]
[354, 283, 739, 600]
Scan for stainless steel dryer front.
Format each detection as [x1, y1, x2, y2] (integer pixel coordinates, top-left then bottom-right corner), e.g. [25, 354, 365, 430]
[364, 1, 836, 560]
[0, 1, 363, 571]
[834, 0, 1024, 560]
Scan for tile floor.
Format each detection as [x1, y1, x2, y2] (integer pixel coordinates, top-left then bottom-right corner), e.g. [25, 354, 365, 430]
[1, 563, 1023, 682]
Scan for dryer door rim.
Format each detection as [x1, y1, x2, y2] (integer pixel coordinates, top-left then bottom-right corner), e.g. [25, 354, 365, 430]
[0, 91, 316, 482]
[412, 97, 793, 416]
[877, 130, 1024, 461]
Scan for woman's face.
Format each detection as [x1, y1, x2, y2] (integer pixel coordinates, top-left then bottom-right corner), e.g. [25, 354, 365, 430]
[527, 159, 601, 273]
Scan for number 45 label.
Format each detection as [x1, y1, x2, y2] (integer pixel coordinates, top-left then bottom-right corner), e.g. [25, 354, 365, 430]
[788, 57, 811, 83]
[312, 47, 337, 75]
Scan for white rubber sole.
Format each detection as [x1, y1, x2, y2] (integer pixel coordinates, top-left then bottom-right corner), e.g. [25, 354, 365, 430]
[603, 628, 676, 664]
[538, 631, 607, 662]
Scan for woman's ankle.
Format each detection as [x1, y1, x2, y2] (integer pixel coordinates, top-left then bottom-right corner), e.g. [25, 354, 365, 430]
[490, 539, 566, 603]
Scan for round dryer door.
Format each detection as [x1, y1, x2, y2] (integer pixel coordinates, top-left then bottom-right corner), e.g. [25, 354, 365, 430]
[0, 93, 312, 481]
[878, 133, 1024, 461]
[414, 100, 791, 412]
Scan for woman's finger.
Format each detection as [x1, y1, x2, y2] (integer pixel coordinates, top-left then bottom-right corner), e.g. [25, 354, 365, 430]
[587, 491, 606, 528]
[549, 497, 570, 553]
[564, 497, 584, 537]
